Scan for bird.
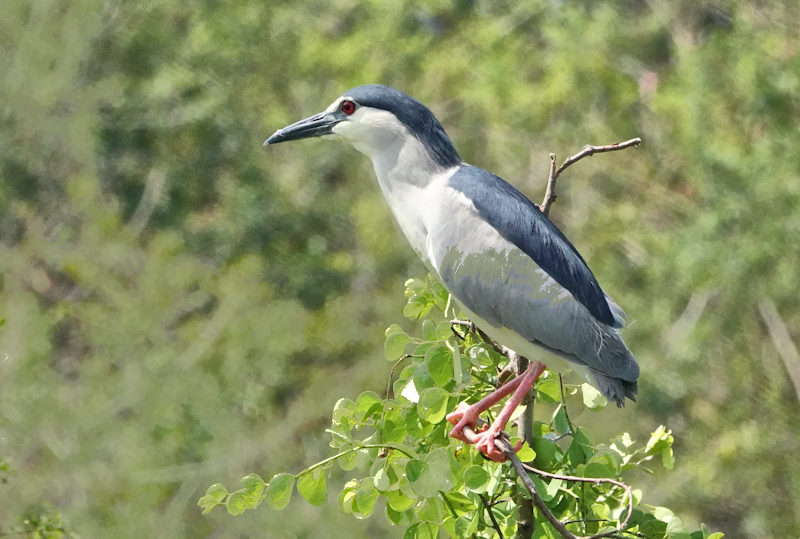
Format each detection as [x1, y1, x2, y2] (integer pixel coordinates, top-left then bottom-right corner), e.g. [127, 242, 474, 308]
[264, 84, 639, 462]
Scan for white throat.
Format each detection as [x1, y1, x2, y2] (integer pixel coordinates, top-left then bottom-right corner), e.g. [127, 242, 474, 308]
[332, 107, 458, 258]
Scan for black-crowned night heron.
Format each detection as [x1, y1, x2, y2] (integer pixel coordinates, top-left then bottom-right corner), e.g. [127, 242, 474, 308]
[265, 84, 639, 462]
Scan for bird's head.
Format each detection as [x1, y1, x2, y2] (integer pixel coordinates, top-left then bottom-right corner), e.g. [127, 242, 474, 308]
[264, 84, 461, 168]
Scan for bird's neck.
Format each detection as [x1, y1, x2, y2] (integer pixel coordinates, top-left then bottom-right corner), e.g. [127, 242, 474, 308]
[359, 135, 459, 259]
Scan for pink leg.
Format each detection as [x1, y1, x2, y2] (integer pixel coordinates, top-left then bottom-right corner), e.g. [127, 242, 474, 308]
[451, 360, 547, 462]
[446, 374, 525, 442]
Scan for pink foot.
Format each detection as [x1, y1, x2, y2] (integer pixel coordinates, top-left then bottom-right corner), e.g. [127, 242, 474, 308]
[473, 426, 510, 463]
[446, 402, 479, 443]
[447, 402, 523, 462]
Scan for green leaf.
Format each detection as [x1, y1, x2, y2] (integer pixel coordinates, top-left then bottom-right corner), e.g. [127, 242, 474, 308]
[404, 293, 434, 319]
[567, 427, 594, 465]
[455, 512, 481, 537]
[352, 479, 379, 518]
[385, 323, 404, 336]
[466, 344, 493, 368]
[412, 363, 435, 391]
[197, 483, 227, 514]
[225, 489, 251, 516]
[422, 319, 436, 340]
[535, 377, 561, 402]
[640, 517, 668, 537]
[532, 431, 561, 469]
[241, 473, 266, 492]
[581, 383, 607, 410]
[416, 497, 440, 523]
[386, 487, 416, 511]
[425, 447, 454, 491]
[265, 472, 294, 510]
[386, 504, 414, 525]
[356, 390, 383, 421]
[406, 459, 438, 498]
[373, 467, 391, 492]
[404, 522, 438, 539]
[297, 468, 326, 506]
[339, 479, 358, 514]
[553, 404, 571, 435]
[463, 464, 490, 493]
[222, 474, 266, 515]
[382, 405, 408, 443]
[583, 462, 612, 478]
[662, 446, 675, 470]
[385, 331, 410, 360]
[332, 398, 356, 424]
[435, 321, 454, 340]
[424, 344, 453, 386]
[404, 278, 427, 295]
[515, 441, 536, 462]
[417, 387, 449, 424]
[592, 501, 611, 520]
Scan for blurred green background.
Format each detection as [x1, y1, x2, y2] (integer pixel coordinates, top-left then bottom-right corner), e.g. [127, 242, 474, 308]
[1, 0, 799, 537]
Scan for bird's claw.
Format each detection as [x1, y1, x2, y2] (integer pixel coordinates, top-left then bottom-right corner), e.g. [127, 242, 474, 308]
[446, 402, 479, 443]
[447, 402, 523, 463]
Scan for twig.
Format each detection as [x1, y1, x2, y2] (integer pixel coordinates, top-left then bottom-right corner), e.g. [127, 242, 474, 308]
[479, 493, 505, 539]
[539, 138, 642, 216]
[451, 319, 519, 363]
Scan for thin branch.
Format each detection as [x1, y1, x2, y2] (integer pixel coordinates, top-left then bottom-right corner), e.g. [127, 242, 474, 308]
[514, 355, 536, 539]
[520, 464, 634, 537]
[127, 168, 166, 237]
[539, 138, 642, 216]
[480, 493, 505, 539]
[451, 319, 519, 363]
[462, 416, 634, 539]
[295, 442, 415, 477]
[461, 423, 579, 539]
[758, 299, 800, 402]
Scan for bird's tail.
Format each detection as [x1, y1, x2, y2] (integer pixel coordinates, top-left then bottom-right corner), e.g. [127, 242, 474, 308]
[589, 369, 638, 407]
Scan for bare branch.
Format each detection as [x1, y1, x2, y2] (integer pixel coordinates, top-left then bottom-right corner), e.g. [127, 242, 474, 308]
[539, 138, 642, 216]
[127, 168, 166, 237]
[759, 299, 800, 402]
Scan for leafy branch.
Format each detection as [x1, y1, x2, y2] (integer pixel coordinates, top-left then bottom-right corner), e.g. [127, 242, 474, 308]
[201, 275, 719, 539]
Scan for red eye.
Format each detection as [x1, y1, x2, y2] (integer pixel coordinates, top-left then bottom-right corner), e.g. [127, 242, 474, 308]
[340, 100, 356, 115]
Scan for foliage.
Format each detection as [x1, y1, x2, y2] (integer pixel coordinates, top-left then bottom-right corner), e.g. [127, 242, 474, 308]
[202, 278, 720, 539]
[2, 0, 799, 537]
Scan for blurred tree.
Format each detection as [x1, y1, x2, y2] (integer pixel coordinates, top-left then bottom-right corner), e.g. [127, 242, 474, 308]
[1, 0, 798, 537]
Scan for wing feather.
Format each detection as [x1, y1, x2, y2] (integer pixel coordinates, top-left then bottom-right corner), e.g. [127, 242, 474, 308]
[448, 166, 618, 327]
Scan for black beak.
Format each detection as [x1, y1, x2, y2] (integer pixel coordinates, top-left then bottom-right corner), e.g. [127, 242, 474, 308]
[264, 110, 340, 146]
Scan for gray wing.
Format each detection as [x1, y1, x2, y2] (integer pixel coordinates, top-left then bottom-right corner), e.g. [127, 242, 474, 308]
[448, 165, 620, 327]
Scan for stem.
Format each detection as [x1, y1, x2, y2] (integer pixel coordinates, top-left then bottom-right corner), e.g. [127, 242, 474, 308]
[294, 443, 415, 478]
[480, 493, 505, 539]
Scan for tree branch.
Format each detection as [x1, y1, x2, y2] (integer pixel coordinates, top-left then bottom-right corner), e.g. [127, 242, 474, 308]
[520, 463, 634, 538]
[758, 299, 800, 402]
[462, 417, 634, 539]
[539, 138, 642, 217]
[479, 493, 505, 539]
[461, 423, 579, 538]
